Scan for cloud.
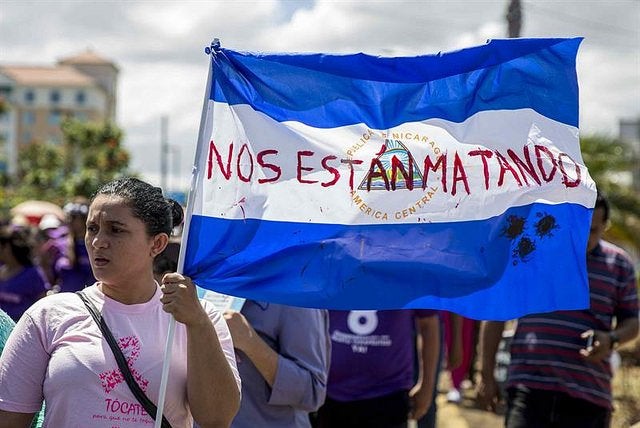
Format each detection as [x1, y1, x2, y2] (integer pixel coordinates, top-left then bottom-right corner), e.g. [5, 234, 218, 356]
[1, 0, 638, 190]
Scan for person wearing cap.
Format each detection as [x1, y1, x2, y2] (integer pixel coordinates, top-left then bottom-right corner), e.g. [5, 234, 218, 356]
[53, 198, 96, 292]
[34, 213, 68, 288]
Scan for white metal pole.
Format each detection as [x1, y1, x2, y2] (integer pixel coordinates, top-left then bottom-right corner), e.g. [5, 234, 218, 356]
[154, 40, 218, 428]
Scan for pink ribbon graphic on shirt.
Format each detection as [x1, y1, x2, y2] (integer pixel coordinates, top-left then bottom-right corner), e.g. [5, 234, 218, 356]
[99, 336, 149, 393]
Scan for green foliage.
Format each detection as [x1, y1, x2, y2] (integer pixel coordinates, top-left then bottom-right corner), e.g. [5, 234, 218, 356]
[581, 134, 634, 176]
[581, 134, 640, 253]
[61, 119, 130, 188]
[1, 119, 132, 219]
[16, 142, 65, 201]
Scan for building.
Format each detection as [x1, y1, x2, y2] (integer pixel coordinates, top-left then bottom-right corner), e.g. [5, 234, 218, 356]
[0, 49, 118, 177]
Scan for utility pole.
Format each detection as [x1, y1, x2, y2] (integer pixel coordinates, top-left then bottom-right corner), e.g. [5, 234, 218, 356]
[171, 145, 181, 193]
[160, 115, 169, 190]
[506, 0, 522, 38]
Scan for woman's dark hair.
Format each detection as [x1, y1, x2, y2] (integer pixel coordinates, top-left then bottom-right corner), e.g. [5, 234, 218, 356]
[0, 226, 34, 267]
[92, 177, 184, 236]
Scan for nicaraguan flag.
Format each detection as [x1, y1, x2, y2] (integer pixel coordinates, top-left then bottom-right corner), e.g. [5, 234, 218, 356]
[182, 38, 595, 320]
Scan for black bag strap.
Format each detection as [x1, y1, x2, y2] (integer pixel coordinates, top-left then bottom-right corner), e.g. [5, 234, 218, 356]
[77, 291, 173, 428]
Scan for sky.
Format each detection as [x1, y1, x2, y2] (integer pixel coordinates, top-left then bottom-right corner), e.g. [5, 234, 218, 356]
[1, 0, 639, 191]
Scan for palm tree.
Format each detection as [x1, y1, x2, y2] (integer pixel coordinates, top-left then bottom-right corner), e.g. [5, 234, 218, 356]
[580, 134, 640, 255]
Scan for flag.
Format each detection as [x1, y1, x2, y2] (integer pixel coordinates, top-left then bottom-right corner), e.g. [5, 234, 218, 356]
[182, 38, 595, 320]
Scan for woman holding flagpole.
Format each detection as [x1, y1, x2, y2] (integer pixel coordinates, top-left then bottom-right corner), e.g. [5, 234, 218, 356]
[0, 177, 241, 428]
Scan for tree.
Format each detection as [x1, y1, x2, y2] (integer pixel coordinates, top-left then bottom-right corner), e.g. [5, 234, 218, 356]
[1, 119, 132, 217]
[580, 134, 640, 254]
[60, 119, 131, 197]
[17, 141, 65, 201]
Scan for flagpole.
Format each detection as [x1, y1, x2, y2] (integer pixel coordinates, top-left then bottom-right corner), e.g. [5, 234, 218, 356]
[154, 39, 219, 428]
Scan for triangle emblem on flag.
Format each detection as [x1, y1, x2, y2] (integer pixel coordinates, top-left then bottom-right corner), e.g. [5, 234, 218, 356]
[358, 139, 424, 190]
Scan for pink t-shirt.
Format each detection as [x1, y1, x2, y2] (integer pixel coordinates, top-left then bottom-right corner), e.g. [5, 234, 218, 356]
[0, 284, 240, 428]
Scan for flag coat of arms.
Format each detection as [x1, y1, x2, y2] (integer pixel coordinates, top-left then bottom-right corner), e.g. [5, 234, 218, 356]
[183, 38, 595, 320]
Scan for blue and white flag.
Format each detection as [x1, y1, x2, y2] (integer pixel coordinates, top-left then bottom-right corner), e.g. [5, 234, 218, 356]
[182, 38, 595, 320]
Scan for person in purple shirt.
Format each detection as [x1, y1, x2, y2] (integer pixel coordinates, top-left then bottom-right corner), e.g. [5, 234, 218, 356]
[316, 309, 440, 428]
[224, 301, 330, 428]
[0, 226, 49, 321]
[33, 214, 68, 287]
[54, 199, 95, 292]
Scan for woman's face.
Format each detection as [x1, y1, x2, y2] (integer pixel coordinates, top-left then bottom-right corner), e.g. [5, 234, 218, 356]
[85, 195, 161, 289]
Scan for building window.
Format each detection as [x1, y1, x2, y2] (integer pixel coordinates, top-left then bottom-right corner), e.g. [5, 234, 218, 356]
[50, 90, 61, 104]
[76, 90, 86, 105]
[22, 131, 32, 144]
[25, 90, 35, 104]
[0, 86, 11, 104]
[48, 110, 62, 126]
[74, 111, 88, 121]
[22, 110, 35, 125]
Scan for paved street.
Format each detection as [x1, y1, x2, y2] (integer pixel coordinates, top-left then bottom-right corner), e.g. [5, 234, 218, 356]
[436, 391, 503, 428]
[428, 373, 504, 428]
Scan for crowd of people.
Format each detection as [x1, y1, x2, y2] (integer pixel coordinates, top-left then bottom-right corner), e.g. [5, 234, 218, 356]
[0, 197, 96, 323]
[0, 178, 638, 428]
